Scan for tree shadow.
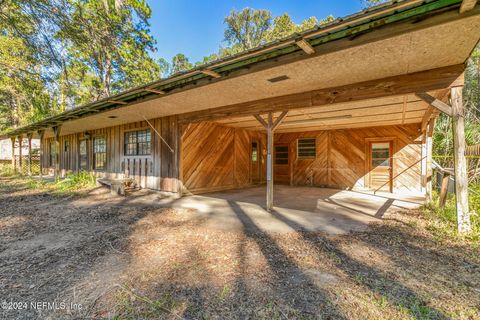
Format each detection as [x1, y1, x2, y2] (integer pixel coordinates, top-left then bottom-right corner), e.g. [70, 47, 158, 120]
[269, 208, 450, 320]
[227, 200, 346, 319]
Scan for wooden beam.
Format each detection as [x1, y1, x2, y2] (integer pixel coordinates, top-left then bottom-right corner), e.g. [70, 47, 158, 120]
[144, 88, 165, 95]
[201, 69, 221, 78]
[439, 172, 450, 208]
[415, 92, 452, 116]
[460, 0, 478, 13]
[272, 111, 288, 129]
[295, 39, 315, 54]
[179, 64, 464, 123]
[107, 100, 128, 105]
[451, 86, 470, 233]
[254, 114, 269, 129]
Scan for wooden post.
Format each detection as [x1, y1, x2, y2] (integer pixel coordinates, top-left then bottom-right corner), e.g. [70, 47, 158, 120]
[439, 171, 450, 208]
[27, 132, 33, 176]
[267, 113, 274, 211]
[38, 130, 45, 178]
[451, 87, 470, 233]
[17, 135, 23, 175]
[10, 137, 16, 174]
[426, 119, 435, 202]
[254, 111, 288, 211]
[53, 126, 61, 179]
[421, 132, 427, 194]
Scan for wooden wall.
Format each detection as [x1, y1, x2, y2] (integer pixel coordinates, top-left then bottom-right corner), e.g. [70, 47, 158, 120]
[274, 124, 422, 193]
[181, 122, 266, 194]
[41, 116, 179, 192]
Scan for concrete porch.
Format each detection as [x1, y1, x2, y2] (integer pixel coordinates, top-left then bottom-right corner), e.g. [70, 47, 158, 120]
[169, 185, 424, 234]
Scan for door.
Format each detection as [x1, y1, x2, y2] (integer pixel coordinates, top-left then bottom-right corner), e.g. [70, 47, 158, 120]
[251, 140, 261, 183]
[79, 139, 88, 171]
[274, 144, 290, 185]
[369, 141, 392, 192]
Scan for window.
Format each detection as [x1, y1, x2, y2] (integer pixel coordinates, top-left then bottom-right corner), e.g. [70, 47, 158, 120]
[124, 130, 151, 156]
[275, 146, 289, 165]
[297, 138, 316, 159]
[93, 136, 106, 170]
[79, 140, 87, 170]
[251, 142, 258, 162]
[49, 141, 56, 166]
[371, 142, 390, 167]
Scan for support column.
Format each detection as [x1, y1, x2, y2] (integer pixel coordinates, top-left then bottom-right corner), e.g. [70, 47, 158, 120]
[451, 87, 470, 233]
[53, 126, 61, 179]
[27, 132, 33, 176]
[38, 130, 45, 178]
[426, 119, 435, 202]
[266, 114, 274, 210]
[254, 111, 288, 211]
[17, 136, 23, 175]
[421, 133, 427, 194]
[10, 137, 16, 174]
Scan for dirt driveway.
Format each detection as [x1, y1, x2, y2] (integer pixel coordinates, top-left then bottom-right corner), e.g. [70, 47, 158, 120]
[0, 178, 479, 319]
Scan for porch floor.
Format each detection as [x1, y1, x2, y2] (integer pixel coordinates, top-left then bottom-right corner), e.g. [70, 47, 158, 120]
[168, 186, 425, 234]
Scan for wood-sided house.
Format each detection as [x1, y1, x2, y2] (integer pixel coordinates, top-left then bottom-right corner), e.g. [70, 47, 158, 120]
[4, 0, 479, 230]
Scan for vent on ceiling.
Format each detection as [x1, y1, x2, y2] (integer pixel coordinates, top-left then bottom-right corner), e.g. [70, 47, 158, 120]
[267, 75, 289, 83]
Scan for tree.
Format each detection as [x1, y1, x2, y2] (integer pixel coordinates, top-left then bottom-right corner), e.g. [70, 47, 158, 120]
[171, 53, 193, 74]
[224, 8, 272, 51]
[57, 0, 161, 105]
[361, 0, 389, 7]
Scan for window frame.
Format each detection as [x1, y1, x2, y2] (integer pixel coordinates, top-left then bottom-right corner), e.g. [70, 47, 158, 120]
[123, 129, 152, 156]
[297, 138, 316, 160]
[92, 135, 107, 171]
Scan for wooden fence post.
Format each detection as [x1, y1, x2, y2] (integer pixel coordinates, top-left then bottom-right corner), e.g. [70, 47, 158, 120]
[451, 87, 470, 233]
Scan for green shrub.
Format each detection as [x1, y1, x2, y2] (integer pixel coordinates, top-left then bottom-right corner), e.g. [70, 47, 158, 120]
[54, 171, 96, 192]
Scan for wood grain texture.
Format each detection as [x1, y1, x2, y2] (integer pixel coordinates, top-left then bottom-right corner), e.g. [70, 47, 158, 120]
[181, 122, 266, 193]
[40, 116, 179, 192]
[274, 124, 422, 192]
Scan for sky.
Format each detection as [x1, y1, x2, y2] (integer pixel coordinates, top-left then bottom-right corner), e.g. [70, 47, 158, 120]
[147, 0, 365, 64]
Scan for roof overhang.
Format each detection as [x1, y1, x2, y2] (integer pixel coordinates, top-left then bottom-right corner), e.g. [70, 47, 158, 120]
[3, 0, 479, 139]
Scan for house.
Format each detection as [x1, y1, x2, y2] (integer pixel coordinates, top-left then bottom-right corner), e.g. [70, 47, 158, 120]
[3, 0, 478, 231]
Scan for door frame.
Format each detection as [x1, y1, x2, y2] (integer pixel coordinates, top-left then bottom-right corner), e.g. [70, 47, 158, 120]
[365, 137, 395, 192]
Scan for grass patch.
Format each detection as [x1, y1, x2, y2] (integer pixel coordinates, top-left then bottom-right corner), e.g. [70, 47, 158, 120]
[422, 182, 480, 241]
[2, 171, 98, 196]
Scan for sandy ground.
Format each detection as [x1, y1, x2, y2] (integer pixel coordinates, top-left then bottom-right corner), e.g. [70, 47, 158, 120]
[0, 177, 479, 319]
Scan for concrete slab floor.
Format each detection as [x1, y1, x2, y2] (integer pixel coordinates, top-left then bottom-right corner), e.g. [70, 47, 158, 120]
[164, 186, 425, 235]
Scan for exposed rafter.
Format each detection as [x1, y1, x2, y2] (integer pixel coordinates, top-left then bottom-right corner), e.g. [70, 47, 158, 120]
[460, 0, 478, 13]
[295, 39, 315, 54]
[201, 69, 222, 78]
[144, 88, 165, 95]
[415, 92, 452, 116]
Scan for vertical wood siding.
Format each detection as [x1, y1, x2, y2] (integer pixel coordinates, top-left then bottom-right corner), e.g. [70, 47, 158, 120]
[40, 115, 179, 192]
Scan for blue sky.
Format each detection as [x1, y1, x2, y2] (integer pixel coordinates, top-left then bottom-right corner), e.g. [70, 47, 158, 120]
[147, 1, 364, 64]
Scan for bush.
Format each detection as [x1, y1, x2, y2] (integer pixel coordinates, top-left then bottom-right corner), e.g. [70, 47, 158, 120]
[54, 171, 96, 193]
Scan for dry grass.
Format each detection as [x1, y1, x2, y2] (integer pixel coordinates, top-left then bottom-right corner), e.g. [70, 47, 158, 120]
[0, 177, 479, 319]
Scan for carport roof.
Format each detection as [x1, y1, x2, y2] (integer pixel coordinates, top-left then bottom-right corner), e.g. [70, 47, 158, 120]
[3, 0, 479, 138]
